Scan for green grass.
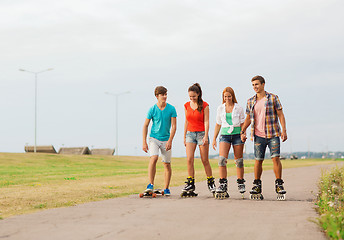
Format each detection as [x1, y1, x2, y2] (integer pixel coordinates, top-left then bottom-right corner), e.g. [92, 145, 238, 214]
[0, 152, 340, 219]
[316, 165, 344, 239]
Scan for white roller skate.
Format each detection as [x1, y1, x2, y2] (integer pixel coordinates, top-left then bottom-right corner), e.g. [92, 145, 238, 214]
[237, 178, 246, 199]
[250, 179, 264, 200]
[275, 178, 286, 201]
[214, 178, 229, 200]
[207, 176, 216, 196]
[181, 177, 198, 197]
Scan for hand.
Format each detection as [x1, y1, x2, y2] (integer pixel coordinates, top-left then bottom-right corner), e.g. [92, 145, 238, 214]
[165, 140, 172, 151]
[184, 137, 186, 147]
[212, 140, 217, 151]
[142, 142, 148, 153]
[281, 131, 288, 142]
[240, 133, 247, 142]
[202, 136, 209, 146]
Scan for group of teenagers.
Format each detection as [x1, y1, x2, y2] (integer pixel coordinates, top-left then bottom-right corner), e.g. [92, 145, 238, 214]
[142, 75, 287, 199]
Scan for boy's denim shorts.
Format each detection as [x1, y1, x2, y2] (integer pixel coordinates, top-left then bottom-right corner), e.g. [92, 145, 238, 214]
[219, 134, 244, 146]
[185, 131, 209, 145]
[254, 135, 280, 160]
[148, 137, 172, 163]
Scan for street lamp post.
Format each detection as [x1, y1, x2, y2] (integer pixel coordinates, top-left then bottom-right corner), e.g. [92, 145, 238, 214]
[19, 68, 54, 153]
[105, 91, 130, 157]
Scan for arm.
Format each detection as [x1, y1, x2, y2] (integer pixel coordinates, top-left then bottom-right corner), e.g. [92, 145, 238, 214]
[277, 109, 287, 142]
[202, 106, 209, 145]
[184, 108, 188, 146]
[240, 114, 251, 142]
[142, 118, 151, 152]
[212, 123, 221, 150]
[166, 117, 177, 151]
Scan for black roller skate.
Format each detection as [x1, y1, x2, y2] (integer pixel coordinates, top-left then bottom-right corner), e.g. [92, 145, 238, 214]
[275, 178, 286, 201]
[207, 176, 216, 196]
[250, 179, 264, 200]
[237, 178, 246, 199]
[181, 177, 198, 197]
[214, 178, 229, 200]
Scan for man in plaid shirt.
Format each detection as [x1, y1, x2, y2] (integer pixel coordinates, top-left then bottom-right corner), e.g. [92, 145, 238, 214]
[241, 75, 287, 200]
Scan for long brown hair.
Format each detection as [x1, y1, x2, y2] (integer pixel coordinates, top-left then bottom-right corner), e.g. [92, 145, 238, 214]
[222, 87, 238, 104]
[188, 83, 203, 112]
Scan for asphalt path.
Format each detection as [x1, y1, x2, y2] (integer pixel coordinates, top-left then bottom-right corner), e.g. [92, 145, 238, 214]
[1, 162, 342, 240]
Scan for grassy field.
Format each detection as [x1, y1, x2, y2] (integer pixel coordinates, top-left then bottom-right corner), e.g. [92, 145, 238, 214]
[0, 152, 340, 219]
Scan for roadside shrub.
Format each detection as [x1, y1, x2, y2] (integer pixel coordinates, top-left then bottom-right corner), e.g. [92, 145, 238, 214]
[316, 166, 344, 239]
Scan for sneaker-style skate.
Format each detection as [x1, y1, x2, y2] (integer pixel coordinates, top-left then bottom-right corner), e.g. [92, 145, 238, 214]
[250, 179, 264, 200]
[181, 177, 198, 197]
[214, 178, 229, 200]
[275, 178, 286, 201]
[139, 184, 164, 198]
[237, 178, 246, 198]
[164, 188, 171, 196]
[145, 183, 154, 193]
[207, 176, 216, 195]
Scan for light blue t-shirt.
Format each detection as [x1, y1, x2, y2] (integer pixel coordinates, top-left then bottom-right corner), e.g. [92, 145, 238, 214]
[147, 103, 177, 141]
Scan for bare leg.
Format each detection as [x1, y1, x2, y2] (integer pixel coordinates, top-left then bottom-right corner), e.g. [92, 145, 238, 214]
[254, 160, 263, 180]
[186, 143, 197, 177]
[233, 144, 244, 179]
[199, 143, 212, 177]
[163, 162, 172, 189]
[219, 142, 231, 179]
[272, 156, 282, 179]
[148, 155, 159, 184]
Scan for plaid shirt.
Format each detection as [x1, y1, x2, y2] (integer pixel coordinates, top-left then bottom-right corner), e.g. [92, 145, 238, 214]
[246, 91, 283, 140]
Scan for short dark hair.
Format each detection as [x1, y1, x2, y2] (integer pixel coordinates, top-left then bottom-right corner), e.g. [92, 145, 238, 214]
[251, 75, 265, 84]
[154, 86, 167, 96]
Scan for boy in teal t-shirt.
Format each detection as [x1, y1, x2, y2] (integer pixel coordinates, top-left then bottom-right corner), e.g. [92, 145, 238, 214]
[142, 86, 177, 195]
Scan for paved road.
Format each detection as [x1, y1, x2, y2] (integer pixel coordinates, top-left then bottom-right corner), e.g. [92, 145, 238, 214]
[1, 163, 341, 240]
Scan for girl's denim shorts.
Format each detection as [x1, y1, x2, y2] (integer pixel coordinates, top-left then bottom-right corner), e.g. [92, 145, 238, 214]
[185, 131, 209, 145]
[219, 134, 244, 146]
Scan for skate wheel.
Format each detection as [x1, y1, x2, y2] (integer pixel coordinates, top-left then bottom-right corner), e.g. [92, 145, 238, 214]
[139, 193, 144, 198]
[152, 193, 157, 198]
[250, 194, 263, 200]
[277, 194, 285, 201]
[161, 191, 164, 196]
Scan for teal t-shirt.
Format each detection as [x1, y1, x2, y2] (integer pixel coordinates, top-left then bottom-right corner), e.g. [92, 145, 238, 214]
[221, 113, 241, 135]
[147, 103, 177, 141]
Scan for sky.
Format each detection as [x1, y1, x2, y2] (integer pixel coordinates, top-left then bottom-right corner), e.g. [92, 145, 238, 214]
[1, 0, 343, 157]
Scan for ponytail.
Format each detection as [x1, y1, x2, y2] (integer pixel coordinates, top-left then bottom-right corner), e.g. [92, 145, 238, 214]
[188, 83, 203, 112]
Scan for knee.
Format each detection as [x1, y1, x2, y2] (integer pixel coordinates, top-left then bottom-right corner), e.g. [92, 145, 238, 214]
[150, 156, 158, 164]
[164, 163, 171, 169]
[186, 156, 194, 162]
[218, 156, 227, 166]
[235, 158, 244, 168]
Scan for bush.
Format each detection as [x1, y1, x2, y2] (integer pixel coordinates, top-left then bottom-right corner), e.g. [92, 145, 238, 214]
[316, 166, 344, 239]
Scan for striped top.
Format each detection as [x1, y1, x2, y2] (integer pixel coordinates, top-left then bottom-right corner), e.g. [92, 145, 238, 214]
[246, 91, 283, 140]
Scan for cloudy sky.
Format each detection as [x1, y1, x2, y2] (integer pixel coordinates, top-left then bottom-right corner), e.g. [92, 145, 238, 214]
[1, 0, 343, 157]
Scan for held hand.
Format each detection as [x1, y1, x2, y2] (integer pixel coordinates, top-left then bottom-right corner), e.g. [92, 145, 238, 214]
[212, 141, 217, 151]
[165, 140, 172, 151]
[240, 133, 247, 143]
[142, 142, 148, 153]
